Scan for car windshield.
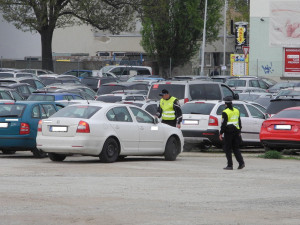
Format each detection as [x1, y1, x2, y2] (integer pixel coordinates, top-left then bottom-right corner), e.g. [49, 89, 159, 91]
[266, 100, 300, 114]
[189, 84, 221, 100]
[272, 109, 300, 119]
[238, 93, 261, 101]
[0, 104, 26, 117]
[27, 94, 55, 101]
[226, 80, 246, 87]
[148, 84, 185, 100]
[182, 103, 215, 115]
[97, 96, 122, 103]
[269, 82, 296, 90]
[51, 105, 101, 119]
[97, 85, 126, 95]
[276, 90, 300, 97]
[0, 73, 14, 78]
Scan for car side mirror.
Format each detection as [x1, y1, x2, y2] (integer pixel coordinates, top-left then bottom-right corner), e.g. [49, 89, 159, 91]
[154, 117, 159, 124]
[233, 93, 239, 100]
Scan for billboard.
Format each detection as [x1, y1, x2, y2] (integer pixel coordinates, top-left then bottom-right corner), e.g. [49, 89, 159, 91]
[270, 2, 300, 47]
[230, 54, 249, 76]
[235, 22, 248, 46]
[284, 48, 300, 76]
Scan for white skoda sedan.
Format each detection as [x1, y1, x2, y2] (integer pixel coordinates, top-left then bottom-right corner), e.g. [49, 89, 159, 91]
[36, 102, 183, 162]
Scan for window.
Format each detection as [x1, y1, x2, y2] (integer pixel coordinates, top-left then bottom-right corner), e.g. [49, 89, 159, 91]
[34, 80, 45, 89]
[272, 109, 300, 119]
[130, 107, 154, 123]
[182, 103, 215, 115]
[249, 80, 260, 88]
[189, 84, 221, 100]
[11, 91, 23, 100]
[221, 85, 234, 98]
[145, 104, 158, 116]
[53, 105, 101, 119]
[247, 104, 265, 119]
[106, 107, 132, 122]
[27, 94, 55, 101]
[0, 104, 25, 117]
[135, 96, 145, 101]
[63, 95, 74, 101]
[217, 104, 248, 117]
[148, 84, 185, 100]
[0, 91, 13, 100]
[32, 105, 40, 118]
[258, 80, 268, 89]
[41, 104, 57, 117]
[226, 80, 246, 87]
[18, 86, 30, 94]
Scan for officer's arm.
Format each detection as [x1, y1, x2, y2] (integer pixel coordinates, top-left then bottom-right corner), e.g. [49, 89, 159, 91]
[238, 116, 242, 131]
[156, 105, 162, 118]
[220, 112, 228, 135]
[174, 99, 182, 124]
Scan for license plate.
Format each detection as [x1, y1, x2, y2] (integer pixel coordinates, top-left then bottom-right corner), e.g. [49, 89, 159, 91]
[50, 126, 68, 132]
[274, 125, 291, 130]
[0, 123, 8, 128]
[182, 120, 199, 125]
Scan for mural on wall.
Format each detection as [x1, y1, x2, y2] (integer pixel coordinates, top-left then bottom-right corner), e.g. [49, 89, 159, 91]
[270, 1, 300, 47]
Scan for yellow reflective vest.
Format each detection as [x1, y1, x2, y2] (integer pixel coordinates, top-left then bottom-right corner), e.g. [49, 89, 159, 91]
[223, 107, 240, 130]
[160, 96, 177, 120]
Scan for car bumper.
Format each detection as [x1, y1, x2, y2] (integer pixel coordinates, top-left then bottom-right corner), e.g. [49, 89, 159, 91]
[0, 136, 35, 150]
[261, 140, 300, 149]
[36, 135, 106, 155]
[181, 129, 220, 145]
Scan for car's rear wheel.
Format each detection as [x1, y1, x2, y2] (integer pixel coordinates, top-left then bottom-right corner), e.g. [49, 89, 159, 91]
[49, 153, 66, 162]
[32, 148, 48, 158]
[99, 138, 119, 163]
[164, 136, 180, 161]
[1, 150, 16, 154]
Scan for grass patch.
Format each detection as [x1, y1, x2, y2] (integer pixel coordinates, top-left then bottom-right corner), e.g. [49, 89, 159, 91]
[258, 150, 300, 160]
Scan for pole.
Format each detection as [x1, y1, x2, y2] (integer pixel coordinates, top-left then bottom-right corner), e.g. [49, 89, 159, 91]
[170, 57, 172, 77]
[223, 0, 227, 75]
[200, 0, 208, 76]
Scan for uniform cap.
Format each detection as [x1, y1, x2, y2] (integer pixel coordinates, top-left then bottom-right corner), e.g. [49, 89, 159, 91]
[223, 96, 233, 103]
[159, 89, 169, 96]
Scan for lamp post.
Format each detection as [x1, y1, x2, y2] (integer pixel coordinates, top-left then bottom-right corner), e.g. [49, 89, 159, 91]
[200, 0, 208, 76]
[223, 0, 227, 75]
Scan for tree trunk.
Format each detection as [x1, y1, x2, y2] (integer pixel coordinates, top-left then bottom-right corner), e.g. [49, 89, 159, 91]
[40, 28, 54, 71]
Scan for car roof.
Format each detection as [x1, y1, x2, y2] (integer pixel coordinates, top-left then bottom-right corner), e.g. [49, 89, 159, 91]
[103, 81, 149, 86]
[30, 92, 80, 96]
[0, 101, 58, 105]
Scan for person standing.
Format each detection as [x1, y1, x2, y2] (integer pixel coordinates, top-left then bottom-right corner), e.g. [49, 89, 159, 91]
[156, 89, 182, 128]
[219, 96, 245, 170]
[210, 66, 220, 76]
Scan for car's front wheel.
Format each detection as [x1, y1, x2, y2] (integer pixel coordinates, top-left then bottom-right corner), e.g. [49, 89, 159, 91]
[99, 138, 119, 163]
[164, 136, 180, 161]
[49, 153, 66, 162]
[32, 148, 47, 158]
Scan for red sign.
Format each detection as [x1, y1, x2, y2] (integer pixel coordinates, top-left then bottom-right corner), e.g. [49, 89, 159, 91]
[285, 48, 300, 75]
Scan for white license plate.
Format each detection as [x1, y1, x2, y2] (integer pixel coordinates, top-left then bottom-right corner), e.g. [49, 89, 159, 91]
[274, 125, 291, 130]
[0, 123, 8, 128]
[183, 120, 199, 125]
[50, 126, 68, 132]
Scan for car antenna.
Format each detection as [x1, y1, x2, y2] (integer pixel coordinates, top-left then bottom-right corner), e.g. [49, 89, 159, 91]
[83, 93, 90, 104]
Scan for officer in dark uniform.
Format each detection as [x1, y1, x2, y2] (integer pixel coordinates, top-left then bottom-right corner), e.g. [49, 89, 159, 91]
[156, 89, 182, 128]
[219, 96, 245, 170]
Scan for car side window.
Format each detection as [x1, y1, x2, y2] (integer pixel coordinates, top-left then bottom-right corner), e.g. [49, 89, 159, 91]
[249, 80, 260, 88]
[28, 86, 36, 93]
[106, 106, 132, 122]
[247, 104, 265, 119]
[18, 86, 30, 94]
[32, 105, 40, 118]
[41, 104, 57, 117]
[258, 80, 268, 89]
[130, 107, 154, 124]
[145, 104, 158, 115]
[216, 104, 248, 117]
[221, 85, 234, 98]
[11, 91, 23, 100]
[63, 95, 73, 100]
[34, 80, 45, 89]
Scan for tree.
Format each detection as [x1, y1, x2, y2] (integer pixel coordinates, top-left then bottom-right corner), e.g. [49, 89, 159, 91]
[140, 0, 223, 77]
[0, 0, 140, 71]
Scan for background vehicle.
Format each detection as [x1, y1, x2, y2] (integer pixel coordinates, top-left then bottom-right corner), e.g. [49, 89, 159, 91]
[225, 76, 274, 90]
[96, 93, 146, 103]
[260, 106, 300, 151]
[0, 72, 36, 79]
[80, 76, 118, 91]
[0, 77, 45, 90]
[147, 80, 238, 105]
[27, 92, 84, 101]
[171, 75, 212, 81]
[210, 75, 232, 83]
[19, 69, 54, 76]
[267, 81, 300, 93]
[181, 100, 267, 150]
[97, 82, 149, 96]
[274, 87, 300, 99]
[266, 97, 300, 117]
[37, 103, 183, 162]
[0, 101, 63, 157]
[0, 86, 24, 100]
[231, 87, 267, 94]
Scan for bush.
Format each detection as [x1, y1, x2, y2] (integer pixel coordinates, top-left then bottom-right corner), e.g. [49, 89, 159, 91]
[263, 150, 283, 159]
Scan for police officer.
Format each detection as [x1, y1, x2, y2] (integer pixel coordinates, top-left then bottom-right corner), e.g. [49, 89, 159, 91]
[156, 89, 182, 128]
[219, 96, 245, 170]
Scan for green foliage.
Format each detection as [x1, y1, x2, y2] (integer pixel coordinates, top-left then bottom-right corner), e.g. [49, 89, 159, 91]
[228, 0, 249, 23]
[262, 150, 283, 159]
[140, 0, 223, 76]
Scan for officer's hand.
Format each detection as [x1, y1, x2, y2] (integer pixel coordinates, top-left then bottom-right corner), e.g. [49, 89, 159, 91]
[219, 134, 223, 141]
[176, 124, 181, 129]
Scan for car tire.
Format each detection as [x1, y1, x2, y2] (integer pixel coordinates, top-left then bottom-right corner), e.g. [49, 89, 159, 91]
[49, 153, 66, 162]
[199, 142, 212, 151]
[32, 148, 48, 158]
[164, 136, 180, 161]
[183, 144, 193, 152]
[1, 150, 16, 154]
[99, 138, 119, 163]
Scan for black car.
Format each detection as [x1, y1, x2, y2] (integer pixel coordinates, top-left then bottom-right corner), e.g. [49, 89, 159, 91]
[266, 97, 300, 116]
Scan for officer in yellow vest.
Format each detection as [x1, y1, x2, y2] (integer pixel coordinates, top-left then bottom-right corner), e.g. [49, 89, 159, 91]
[156, 89, 182, 128]
[219, 96, 245, 170]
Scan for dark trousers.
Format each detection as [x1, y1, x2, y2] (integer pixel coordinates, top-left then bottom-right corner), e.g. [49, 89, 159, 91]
[223, 132, 244, 167]
[162, 120, 177, 127]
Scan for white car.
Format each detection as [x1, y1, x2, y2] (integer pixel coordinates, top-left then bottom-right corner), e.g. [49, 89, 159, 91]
[181, 100, 267, 150]
[36, 102, 183, 162]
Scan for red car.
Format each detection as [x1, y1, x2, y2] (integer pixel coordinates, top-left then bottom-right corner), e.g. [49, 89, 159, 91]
[260, 107, 300, 151]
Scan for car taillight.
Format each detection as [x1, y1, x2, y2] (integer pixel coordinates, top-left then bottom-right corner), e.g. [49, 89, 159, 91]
[97, 80, 101, 88]
[76, 121, 90, 133]
[38, 120, 42, 132]
[20, 123, 30, 135]
[208, 116, 218, 126]
[184, 98, 189, 103]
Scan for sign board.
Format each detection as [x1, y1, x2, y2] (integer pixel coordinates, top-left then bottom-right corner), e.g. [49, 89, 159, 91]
[284, 48, 300, 76]
[230, 54, 249, 76]
[235, 22, 248, 46]
[242, 46, 249, 57]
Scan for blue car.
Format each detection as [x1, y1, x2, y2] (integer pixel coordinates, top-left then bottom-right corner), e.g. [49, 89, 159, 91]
[27, 92, 84, 101]
[0, 101, 64, 157]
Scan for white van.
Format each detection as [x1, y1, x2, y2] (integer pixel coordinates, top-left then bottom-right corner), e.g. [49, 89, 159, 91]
[98, 65, 152, 81]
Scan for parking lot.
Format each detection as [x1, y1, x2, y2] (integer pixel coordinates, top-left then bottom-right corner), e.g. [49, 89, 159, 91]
[1, 151, 299, 225]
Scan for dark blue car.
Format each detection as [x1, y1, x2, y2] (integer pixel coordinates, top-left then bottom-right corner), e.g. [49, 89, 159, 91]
[0, 101, 64, 157]
[27, 92, 84, 101]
